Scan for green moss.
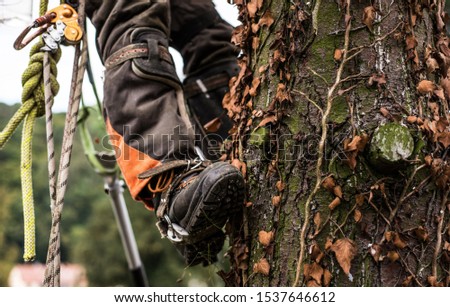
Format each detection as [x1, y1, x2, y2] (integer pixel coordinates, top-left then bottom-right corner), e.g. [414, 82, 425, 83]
[328, 157, 353, 179]
[285, 103, 309, 133]
[308, 1, 340, 82]
[248, 127, 270, 148]
[369, 123, 414, 170]
[329, 96, 348, 124]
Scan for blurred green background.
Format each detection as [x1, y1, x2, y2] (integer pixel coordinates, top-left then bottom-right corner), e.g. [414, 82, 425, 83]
[0, 102, 226, 286]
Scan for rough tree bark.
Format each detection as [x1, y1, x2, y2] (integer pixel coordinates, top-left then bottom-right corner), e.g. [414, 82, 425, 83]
[222, 0, 450, 287]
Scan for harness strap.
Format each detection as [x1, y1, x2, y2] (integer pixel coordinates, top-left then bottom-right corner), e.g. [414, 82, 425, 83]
[105, 43, 173, 70]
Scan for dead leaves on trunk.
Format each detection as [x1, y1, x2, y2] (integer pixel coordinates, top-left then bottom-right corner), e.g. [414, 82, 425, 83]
[343, 134, 369, 170]
[258, 230, 274, 247]
[253, 257, 270, 276]
[362, 6, 376, 32]
[330, 238, 357, 276]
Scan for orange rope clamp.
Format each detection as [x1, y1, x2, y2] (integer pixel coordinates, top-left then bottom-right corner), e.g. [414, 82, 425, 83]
[14, 4, 82, 50]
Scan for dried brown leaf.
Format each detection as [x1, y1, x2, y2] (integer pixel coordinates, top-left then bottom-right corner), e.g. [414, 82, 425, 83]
[440, 78, 450, 99]
[252, 36, 260, 50]
[368, 73, 386, 87]
[258, 64, 269, 73]
[345, 134, 369, 152]
[437, 132, 450, 148]
[323, 269, 332, 287]
[245, 201, 253, 207]
[406, 115, 418, 124]
[334, 49, 344, 62]
[354, 209, 362, 223]
[306, 279, 320, 287]
[436, 117, 449, 132]
[380, 107, 391, 118]
[402, 275, 413, 287]
[253, 258, 270, 276]
[387, 251, 400, 262]
[310, 242, 324, 263]
[414, 226, 429, 242]
[405, 34, 418, 50]
[258, 230, 274, 247]
[428, 102, 440, 117]
[417, 80, 436, 94]
[322, 176, 336, 192]
[276, 180, 285, 192]
[247, 0, 258, 18]
[249, 77, 261, 96]
[427, 276, 444, 287]
[426, 57, 439, 73]
[251, 22, 260, 34]
[303, 263, 311, 280]
[258, 10, 274, 28]
[369, 244, 382, 262]
[362, 6, 376, 31]
[333, 185, 343, 199]
[385, 231, 394, 242]
[355, 194, 365, 206]
[345, 135, 361, 151]
[434, 88, 445, 101]
[328, 196, 341, 210]
[393, 233, 407, 249]
[325, 237, 333, 251]
[272, 195, 281, 206]
[309, 262, 324, 285]
[331, 238, 357, 275]
[257, 114, 277, 127]
[443, 241, 450, 252]
[313, 212, 321, 229]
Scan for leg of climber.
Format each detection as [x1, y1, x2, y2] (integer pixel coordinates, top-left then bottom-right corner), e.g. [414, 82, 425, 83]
[85, 1, 245, 266]
[170, 0, 240, 161]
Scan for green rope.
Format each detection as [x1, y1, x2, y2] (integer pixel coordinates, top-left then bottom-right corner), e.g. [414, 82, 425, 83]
[21, 40, 61, 261]
[39, 0, 49, 16]
[21, 108, 37, 261]
[0, 41, 60, 149]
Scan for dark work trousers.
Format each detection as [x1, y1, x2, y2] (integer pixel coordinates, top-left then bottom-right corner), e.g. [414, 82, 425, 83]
[85, 0, 237, 205]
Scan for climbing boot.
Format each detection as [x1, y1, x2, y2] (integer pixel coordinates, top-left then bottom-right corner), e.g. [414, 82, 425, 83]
[139, 161, 245, 266]
[183, 62, 240, 160]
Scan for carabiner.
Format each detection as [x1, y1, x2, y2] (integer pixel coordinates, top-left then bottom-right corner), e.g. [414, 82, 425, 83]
[13, 12, 56, 50]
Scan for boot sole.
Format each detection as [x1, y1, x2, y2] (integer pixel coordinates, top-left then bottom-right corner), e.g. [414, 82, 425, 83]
[187, 165, 245, 236]
[182, 164, 245, 265]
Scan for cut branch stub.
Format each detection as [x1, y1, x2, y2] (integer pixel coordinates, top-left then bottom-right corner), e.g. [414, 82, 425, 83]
[369, 123, 415, 171]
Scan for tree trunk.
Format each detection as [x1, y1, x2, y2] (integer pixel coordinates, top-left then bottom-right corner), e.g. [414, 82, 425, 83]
[223, 0, 450, 287]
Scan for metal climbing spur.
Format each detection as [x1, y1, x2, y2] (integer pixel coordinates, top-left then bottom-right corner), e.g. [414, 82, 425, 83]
[13, 4, 83, 51]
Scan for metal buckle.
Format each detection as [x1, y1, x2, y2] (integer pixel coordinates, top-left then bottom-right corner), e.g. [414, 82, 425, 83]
[41, 21, 66, 52]
[164, 214, 189, 243]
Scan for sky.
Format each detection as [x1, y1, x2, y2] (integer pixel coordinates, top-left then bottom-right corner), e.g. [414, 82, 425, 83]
[0, 0, 239, 112]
